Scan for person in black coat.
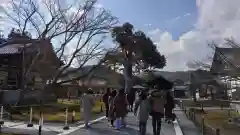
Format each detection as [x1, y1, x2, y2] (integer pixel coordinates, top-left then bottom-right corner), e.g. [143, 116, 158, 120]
[164, 91, 175, 122]
[127, 88, 136, 112]
[103, 88, 111, 118]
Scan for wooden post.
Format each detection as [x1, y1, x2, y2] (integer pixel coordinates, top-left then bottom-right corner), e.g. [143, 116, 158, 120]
[180, 100, 183, 109]
[72, 110, 75, 123]
[190, 110, 193, 120]
[201, 115, 205, 135]
[201, 104, 204, 112]
[100, 103, 103, 112]
[0, 106, 4, 125]
[63, 108, 69, 130]
[228, 109, 231, 118]
[193, 110, 196, 121]
[38, 114, 43, 135]
[27, 107, 33, 127]
[188, 110, 191, 119]
[184, 107, 187, 114]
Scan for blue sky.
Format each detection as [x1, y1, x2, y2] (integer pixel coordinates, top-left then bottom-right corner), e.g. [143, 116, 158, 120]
[98, 0, 197, 40]
[2, 0, 237, 71]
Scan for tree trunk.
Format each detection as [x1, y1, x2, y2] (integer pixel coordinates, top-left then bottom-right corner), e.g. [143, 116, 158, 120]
[123, 59, 132, 93]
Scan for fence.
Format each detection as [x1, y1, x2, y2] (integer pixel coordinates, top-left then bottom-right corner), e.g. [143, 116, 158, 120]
[179, 101, 224, 135]
[0, 94, 104, 135]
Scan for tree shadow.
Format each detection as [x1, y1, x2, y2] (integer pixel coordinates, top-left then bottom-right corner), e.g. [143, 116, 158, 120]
[88, 127, 127, 135]
[122, 127, 152, 135]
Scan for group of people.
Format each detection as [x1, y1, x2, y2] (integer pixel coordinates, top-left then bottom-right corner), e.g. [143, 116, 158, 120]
[102, 87, 175, 135]
[103, 88, 128, 129]
[81, 88, 129, 129]
[134, 90, 175, 135]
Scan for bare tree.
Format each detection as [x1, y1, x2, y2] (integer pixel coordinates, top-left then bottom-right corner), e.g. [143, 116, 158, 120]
[4, 0, 118, 85]
[187, 38, 240, 70]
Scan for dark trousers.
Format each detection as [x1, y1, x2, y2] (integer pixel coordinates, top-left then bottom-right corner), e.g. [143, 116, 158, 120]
[128, 105, 133, 112]
[110, 119, 114, 126]
[139, 121, 147, 135]
[104, 103, 109, 118]
[151, 112, 163, 135]
[165, 108, 173, 119]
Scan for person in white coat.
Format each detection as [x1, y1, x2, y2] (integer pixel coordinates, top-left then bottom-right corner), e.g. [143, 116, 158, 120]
[81, 89, 95, 128]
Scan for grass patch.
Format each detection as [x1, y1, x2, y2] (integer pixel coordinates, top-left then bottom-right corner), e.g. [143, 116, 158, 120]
[57, 99, 80, 105]
[181, 100, 230, 108]
[192, 109, 240, 135]
[10, 99, 105, 123]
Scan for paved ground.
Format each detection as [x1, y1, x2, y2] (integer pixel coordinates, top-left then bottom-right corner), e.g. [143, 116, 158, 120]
[68, 113, 176, 135]
[1, 121, 60, 135]
[175, 107, 231, 111]
[0, 113, 177, 135]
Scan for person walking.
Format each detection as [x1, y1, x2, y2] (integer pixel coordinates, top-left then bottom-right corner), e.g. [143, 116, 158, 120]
[103, 88, 111, 118]
[149, 89, 165, 135]
[164, 91, 175, 123]
[134, 91, 151, 135]
[127, 88, 136, 112]
[113, 88, 128, 130]
[109, 89, 117, 127]
[81, 89, 95, 128]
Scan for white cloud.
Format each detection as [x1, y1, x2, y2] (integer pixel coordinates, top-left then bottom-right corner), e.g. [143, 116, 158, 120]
[95, 3, 103, 9]
[173, 16, 181, 21]
[184, 13, 191, 17]
[148, 28, 161, 36]
[166, 13, 191, 26]
[144, 23, 152, 27]
[151, 0, 240, 71]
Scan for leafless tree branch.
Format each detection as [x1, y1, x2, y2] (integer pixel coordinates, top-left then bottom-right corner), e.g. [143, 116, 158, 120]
[4, 0, 118, 85]
[187, 38, 240, 70]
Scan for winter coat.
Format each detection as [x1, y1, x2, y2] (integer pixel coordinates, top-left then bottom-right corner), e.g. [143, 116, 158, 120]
[81, 93, 95, 122]
[108, 96, 115, 119]
[149, 90, 165, 114]
[134, 99, 150, 122]
[165, 95, 175, 110]
[113, 94, 128, 118]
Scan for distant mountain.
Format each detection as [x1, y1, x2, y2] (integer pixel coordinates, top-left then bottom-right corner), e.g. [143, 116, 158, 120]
[62, 66, 192, 85]
[61, 65, 125, 87]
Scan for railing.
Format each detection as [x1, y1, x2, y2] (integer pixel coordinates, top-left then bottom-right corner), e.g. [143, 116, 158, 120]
[179, 100, 225, 135]
[0, 96, 105, 135]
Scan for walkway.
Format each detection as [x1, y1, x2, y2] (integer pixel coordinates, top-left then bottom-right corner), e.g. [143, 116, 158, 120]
[1, 113, 178, 135]
[174, 106, 201, 135]
[68, 113, 176, 135]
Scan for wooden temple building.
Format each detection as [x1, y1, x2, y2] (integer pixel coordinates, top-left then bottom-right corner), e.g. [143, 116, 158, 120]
[189, 47, 240, 100]
[0, 34, 62, 105]
[210, 47, 240, 100]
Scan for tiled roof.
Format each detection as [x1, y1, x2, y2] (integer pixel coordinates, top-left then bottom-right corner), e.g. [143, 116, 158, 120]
[0, 47, 19, 54]
[0, 43, 34, 54]
[211, 47, 240, 74]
